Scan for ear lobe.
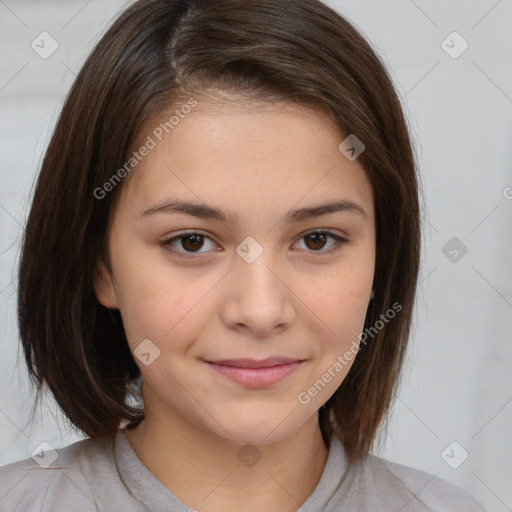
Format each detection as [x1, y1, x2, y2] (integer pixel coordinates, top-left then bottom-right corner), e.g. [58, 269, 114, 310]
[93, 261, 119, 309]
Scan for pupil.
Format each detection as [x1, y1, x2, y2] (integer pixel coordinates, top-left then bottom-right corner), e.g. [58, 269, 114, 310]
[183, 234, 203, 252]
[307, 233, 326, 250]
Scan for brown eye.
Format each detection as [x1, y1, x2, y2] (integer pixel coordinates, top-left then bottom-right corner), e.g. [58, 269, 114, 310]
[162, 231, 217, 257]
[162, 229, 347, 260]
[294, 231, 347, 254]
[304, 232, 328, 250]
[179, 233, 206, 252]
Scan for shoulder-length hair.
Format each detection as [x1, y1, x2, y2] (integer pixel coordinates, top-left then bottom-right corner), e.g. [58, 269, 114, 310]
[18, 0, 421, 462]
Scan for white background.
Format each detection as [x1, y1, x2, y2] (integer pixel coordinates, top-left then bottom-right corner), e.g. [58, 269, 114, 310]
[0, 1, 511, 510]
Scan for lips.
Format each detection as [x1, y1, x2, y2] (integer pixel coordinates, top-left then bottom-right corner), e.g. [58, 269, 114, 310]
[205, 357, 303, 368]
[204, 357, 304, 387]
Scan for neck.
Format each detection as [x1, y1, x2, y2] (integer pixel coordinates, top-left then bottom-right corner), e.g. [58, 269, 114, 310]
[124, 388, 329, 512]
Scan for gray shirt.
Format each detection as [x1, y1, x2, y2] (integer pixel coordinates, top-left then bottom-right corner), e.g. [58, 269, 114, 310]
[0, 429, 487, 511]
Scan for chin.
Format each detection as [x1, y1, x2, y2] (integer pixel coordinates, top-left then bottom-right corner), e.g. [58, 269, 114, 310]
[222, 429, 290, 448]
[207, 408, 309, 447]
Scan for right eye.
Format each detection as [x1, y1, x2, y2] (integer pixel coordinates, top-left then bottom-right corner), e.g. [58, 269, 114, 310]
[161, 231, 219, 258]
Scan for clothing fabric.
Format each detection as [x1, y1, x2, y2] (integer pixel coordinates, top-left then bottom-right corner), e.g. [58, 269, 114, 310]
[0, 429, 487, 511]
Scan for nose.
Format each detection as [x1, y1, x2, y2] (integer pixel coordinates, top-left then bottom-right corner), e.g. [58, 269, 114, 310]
[220, 245, 297, 338]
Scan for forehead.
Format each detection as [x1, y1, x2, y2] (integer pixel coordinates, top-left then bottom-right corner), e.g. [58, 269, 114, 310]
[115, 96, 374, 223]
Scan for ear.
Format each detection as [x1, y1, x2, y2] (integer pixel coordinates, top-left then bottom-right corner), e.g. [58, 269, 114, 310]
[93, 260, 119, 309]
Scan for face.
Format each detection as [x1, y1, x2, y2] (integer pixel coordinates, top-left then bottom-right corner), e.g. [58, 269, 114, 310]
[94, 96, 376, 447]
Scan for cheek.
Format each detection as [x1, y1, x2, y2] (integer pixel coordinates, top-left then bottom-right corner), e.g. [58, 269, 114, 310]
[292, 267, 371, 408]
[297, 262, 372, 338]
[112, 249, 216, 353]
[109, 241, 179, 341]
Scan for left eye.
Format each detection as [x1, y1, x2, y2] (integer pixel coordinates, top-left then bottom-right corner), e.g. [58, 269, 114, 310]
[162, 231, 218, 256]
[162, 230, 347, 258]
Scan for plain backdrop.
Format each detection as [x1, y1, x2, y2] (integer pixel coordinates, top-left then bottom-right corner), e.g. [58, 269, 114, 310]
[0, 1, 511, 510]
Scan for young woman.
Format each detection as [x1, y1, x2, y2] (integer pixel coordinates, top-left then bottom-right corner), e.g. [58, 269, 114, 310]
[0, 0, 487, 510]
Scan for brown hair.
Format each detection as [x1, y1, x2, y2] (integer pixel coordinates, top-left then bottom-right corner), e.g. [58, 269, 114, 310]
[17, 0, 422, 462]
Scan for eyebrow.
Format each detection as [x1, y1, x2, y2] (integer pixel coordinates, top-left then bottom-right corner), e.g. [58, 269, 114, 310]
[139, 198, 366, 224]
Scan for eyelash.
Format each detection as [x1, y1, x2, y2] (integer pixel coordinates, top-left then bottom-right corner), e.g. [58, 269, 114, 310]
[161, 230, 347, 259]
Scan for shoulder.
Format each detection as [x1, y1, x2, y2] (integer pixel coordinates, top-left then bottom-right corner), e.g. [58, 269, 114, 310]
[358, 453, 487, 511]
[0, 435, 116, 512]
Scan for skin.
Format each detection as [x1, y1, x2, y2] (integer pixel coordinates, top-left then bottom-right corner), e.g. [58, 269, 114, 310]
[94, 94, 376, 512]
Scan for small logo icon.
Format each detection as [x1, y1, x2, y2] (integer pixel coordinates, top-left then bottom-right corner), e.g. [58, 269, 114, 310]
[441, 32, 469, 59]
[31, 32, 59, 59]
[134, 338, 161, 366]
[338, 134, 365, 161]
[236, 443, 263, 468]
[31, 441, 58, 468]
[441, 441, 469, 469]
[236, 236, 263, 264]
[442, 236, 468, 263]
